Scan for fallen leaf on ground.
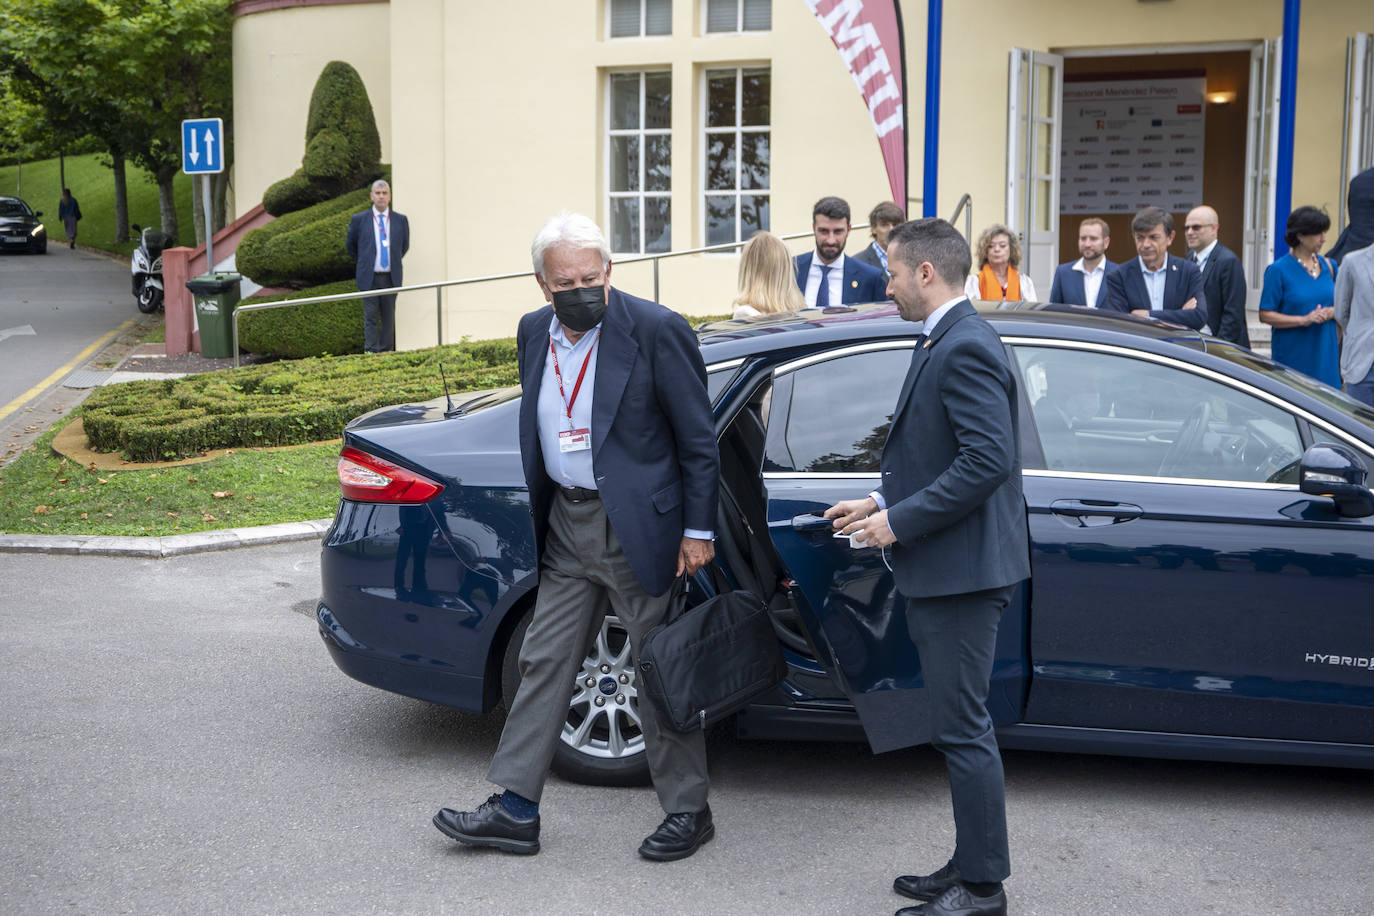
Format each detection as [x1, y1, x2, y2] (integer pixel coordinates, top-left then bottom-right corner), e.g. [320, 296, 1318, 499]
[80, 513, 88, 519]
[166, 512, 179, 519]
[212, 491, 233, 499]
[97, 478, 108, 484]
[201, 514, 216, 522]
[33, 505, 51, 514]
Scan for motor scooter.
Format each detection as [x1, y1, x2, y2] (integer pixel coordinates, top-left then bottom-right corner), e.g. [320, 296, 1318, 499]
[130, 224, 173, 314]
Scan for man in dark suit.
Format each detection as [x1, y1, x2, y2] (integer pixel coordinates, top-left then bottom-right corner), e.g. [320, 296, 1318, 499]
[851, 200, 905, 277]
[1048, 216, 1118, 307]
[826, 218, 1030, 916]
[794, 196, 887, 306]
[345, 179, 410, 352]
[433, 213, 720, 862]
[1184, 205, 1250, 347]
[1103, 206, 1207, 330]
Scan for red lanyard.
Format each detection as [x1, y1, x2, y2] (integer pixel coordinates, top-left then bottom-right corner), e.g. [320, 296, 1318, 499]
[549, 331, 599, 421]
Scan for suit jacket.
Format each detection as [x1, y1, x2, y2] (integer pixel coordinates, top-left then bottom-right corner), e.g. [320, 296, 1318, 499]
[516, 287, 719, 597]
[1328, 166, 1374, 264]
[1048, 259, 1118, 307]
[1102, 255, 1208, 330]
[345, 208, 410, 290]
[850, 242, 886, 274]
[1197, 243, 1250, 347]
[794, 252, 887, 305]
[878, 300, 1031, 599]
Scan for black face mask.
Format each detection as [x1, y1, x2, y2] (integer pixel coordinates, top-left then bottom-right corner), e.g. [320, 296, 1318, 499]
[551, 285, 607, 332]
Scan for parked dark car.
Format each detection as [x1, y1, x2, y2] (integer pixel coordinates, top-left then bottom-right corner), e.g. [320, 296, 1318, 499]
[318, 303, 1374, 782]
[0, 196, 47, 254]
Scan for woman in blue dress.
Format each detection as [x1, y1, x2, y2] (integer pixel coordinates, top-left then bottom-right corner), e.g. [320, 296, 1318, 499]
[1260, 206, 1340, 387]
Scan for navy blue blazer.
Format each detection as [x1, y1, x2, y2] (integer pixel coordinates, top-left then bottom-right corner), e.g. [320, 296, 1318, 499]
[794, 252, 887, 305]
[516, 287, 719, 597]
[1102, 255, 1208, 330]
[345, 208, 410, 290]
[879, 300, 1031, 599]
[1198, 243, 1250, 347]
[1048, 259, 1119, 307]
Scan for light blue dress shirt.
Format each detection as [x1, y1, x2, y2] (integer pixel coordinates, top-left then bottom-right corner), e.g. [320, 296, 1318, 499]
[536, 316, 713, 541]
[1139, 257, 1168, 310]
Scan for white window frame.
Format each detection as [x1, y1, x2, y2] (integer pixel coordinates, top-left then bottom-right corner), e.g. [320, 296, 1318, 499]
[606, 70, 672, 255]
[703, 0, 770, 34]
[701, 64, 771, 247]
[607, 0, 671, 39]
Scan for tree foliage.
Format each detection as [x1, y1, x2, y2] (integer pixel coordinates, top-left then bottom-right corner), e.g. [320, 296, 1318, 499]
[0, 0, 232, 242]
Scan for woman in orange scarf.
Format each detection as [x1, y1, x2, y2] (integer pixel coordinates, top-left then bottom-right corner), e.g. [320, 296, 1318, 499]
[964, 224, 1038, 302]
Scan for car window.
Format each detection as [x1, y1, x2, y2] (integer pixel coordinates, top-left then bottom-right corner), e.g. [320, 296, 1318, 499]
[765, 346, 910, 473]
[706, 363, 741, 404]
[1014, 345, 1304, 483]
[0, 200, 32, 217]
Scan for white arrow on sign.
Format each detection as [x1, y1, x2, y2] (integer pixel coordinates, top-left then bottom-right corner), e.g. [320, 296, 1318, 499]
[189, 129, 200, 165]
[0, 324, 37, 344]
[204, 129, 215, 167]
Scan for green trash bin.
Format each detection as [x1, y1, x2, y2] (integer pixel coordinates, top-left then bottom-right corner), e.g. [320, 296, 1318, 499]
[186, 272, 242, 359]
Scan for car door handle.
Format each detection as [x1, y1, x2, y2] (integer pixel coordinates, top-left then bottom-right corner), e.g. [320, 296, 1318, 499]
[790, 513, 835, 532]
[1049, 499, 1143, 527]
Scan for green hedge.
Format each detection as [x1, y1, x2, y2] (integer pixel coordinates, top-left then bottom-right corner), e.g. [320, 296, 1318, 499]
[237, 280, 364, 358]
[81, 340, 519, 462]
[262, 61, 383, 217]
[236, 187, 370, 288]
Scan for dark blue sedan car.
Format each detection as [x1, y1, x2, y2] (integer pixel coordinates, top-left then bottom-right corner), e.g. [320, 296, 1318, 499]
[318, 303, 1374, 782]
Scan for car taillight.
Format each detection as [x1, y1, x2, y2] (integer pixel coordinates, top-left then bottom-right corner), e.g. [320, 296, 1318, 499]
[337, 446, 444, 503]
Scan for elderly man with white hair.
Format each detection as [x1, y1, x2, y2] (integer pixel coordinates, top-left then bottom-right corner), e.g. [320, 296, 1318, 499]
[433, 213, 720, 861]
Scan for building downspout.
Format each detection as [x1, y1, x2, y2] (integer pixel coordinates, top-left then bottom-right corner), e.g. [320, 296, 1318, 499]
[1274, 0, 1301, 259]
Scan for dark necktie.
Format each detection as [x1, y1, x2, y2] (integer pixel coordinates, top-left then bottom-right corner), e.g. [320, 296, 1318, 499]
[378, 212, 390, 271]
[816, 264, 832, 307]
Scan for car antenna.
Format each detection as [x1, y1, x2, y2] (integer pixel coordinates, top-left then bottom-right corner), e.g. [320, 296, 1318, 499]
[439, 362, 460, 417]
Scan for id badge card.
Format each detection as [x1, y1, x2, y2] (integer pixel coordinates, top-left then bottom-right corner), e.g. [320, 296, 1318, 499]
[559, 428, 591, 452]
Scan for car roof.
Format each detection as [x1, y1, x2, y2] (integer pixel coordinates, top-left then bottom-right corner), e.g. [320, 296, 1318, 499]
[695, 301, 1207, 364]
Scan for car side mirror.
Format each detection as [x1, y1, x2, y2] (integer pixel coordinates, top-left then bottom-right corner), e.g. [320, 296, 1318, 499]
[34, 210, 43, 217]
[1299, 443, 1374, 518]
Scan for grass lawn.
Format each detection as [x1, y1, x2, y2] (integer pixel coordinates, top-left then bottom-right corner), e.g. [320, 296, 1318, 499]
[0, 416, 339, 537]
[0, 152, 196, 258]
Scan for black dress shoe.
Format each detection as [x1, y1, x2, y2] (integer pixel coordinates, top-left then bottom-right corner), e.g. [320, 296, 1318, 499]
[637, 806, 714, 861]
[432, 794, 540, 855]
[895, 883, 1007, 916]
[894, 861, 961, 901]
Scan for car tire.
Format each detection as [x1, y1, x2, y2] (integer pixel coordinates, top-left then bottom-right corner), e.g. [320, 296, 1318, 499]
[500, 604, 651, 787]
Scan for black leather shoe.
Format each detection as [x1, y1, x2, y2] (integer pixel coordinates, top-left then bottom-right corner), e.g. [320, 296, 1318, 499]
[894, 861, 961, 901]
[895, 883, 1007, 916]
[432, 794, 540, 855]
[637, 806, 714, 861]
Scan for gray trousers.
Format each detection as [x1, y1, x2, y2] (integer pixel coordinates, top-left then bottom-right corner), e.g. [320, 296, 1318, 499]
[487, 491, 709, 814]
[362, 272, 395, 352]
[906, 585, 1014, 884]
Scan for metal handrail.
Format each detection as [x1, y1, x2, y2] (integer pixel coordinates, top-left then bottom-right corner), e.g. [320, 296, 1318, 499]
[949, 193, 973, 241]
[228, 227, 853, 367]
[227, 205, 973, 367]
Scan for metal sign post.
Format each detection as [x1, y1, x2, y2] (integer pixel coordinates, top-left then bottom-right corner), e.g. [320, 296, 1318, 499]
[181, 117, 225, 265]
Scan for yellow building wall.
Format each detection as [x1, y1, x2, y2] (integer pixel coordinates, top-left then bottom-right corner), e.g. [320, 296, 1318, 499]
[230, 0, 1374, 347]
[231, 2, 392, 217]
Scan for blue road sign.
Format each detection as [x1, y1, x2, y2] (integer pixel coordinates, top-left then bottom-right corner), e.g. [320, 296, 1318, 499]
[182, 118, 225, 174]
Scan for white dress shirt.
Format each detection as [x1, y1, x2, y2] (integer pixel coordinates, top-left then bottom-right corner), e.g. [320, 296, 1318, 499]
[804, 253, 846, 307]
[1192, 239, 1218, 273]
[1074, 257, 1108, 307]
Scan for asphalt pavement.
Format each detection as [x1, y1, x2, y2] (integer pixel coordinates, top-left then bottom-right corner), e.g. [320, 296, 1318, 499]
[1, 541, 1371, 915]
[0, 243, 135, 414]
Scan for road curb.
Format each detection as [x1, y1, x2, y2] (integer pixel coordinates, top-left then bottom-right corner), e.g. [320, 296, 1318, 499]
[0, 518, 332, 557]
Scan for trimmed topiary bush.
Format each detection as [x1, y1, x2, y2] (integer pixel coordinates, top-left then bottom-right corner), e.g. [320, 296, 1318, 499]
[237, 186, 370, 288]
[262, 61, 383, 217]
[81, 340, 520, 462]
[237, 280, 364, 358]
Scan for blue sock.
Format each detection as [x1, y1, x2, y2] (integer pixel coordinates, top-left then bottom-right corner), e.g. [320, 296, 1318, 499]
[500, 790, 539, 819]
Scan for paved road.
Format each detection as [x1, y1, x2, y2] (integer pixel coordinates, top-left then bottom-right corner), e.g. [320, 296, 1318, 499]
[2, 542, 1371, 915]
[0, 244, 133, 417]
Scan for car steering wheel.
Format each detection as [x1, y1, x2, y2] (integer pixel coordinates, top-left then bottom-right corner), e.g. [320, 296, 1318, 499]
[1158, 401, 1212, 477]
